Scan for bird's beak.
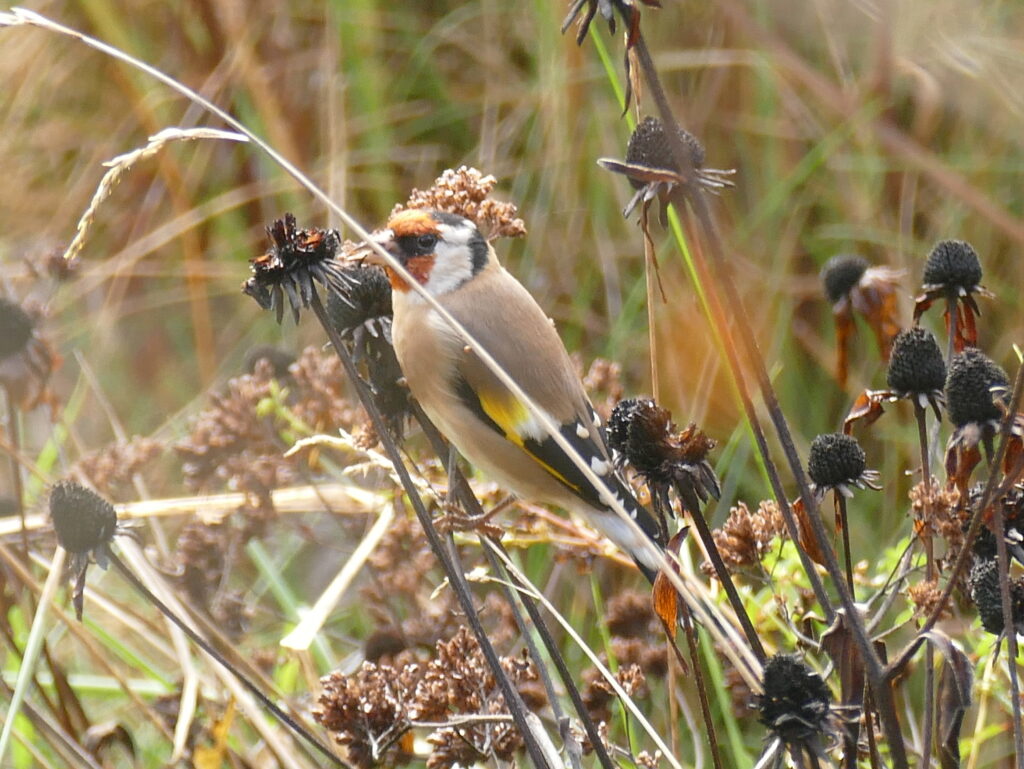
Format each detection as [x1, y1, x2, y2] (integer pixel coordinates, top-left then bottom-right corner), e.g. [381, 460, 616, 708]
[359, 228, 398, 267]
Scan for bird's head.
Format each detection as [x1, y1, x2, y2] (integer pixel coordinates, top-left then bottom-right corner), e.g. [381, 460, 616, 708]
[368, 209, 491, 295]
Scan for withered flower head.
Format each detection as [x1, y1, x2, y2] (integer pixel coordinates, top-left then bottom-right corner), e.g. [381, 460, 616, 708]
[914, 239, 991, 350]
[242, 214, 352, 324]
[598, 116, 734, 222]
[0, 296, 58, 410]
[244, 345, 296, 379]
[820, 254, 868, 305]
[326, 265, 393, 334]
[819, 254, 903, 388]
[807, 433, 880, 498]
[945, 348, 1009, 429]
[756, 654, 832, 744]
[885, 327, 946, 416]
[608, 397, 720, 520]
[923, 240, 983, 295]
[50, 480, 120, 620]
[968, 557, 1024, 636]
[561, 0, 661, 46]
[0, 297, 34, 359]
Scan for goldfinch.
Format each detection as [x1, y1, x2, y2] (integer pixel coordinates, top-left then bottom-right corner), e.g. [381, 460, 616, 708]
[368, 208, 664, 581]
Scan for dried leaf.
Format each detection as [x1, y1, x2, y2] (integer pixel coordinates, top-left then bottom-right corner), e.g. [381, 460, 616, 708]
[194, 699, 236, 769]
[793, 497, 830, 568]
[945, 442, 982, 498]
[652, 528, 690, 640]
[843, 389, 894, 433]
[833, 303, 855, 389]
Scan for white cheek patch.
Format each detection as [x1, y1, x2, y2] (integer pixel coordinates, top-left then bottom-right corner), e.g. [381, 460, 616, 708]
[423, 239, 474, 296]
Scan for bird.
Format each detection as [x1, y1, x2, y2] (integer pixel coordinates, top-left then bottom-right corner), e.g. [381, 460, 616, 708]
[365, 208, 665, 581]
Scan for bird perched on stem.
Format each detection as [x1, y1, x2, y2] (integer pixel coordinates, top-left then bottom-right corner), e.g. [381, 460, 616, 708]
[365, 208, 664, 581]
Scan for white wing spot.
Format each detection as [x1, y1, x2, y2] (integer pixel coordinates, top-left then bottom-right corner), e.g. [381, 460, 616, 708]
[576, 424, 590, 440]
[590, 457, 611, 475]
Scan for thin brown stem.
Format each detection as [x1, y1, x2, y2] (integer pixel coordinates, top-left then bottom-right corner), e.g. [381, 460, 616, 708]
[992, 497, 1024, 768]
[913, 401, 935, 769]
[674, 611, 724, 769]
[836, 493, 854, 598]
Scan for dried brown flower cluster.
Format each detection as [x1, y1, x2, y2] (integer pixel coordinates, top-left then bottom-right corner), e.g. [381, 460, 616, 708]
[71, 436, 164, 501]
[316, 627, 540, 769]
[580, 356, 625, 424]
[176, 349, 362, 500]
[708, 500, 788, 574]
[909, 481, 963, 562]
[581, 589, 666, 724]
[907, 579, 949, 620]
[176, 517, 256, 639]
[393, 167, 526, 241]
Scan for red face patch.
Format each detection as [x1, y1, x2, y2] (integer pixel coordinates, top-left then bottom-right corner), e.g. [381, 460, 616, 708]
[386, 254, 435, 292]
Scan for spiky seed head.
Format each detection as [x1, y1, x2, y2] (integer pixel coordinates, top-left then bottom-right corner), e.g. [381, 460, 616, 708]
[808, 433, 866, 488]
[820, 254, 868, 304]
[49, 481, 117, 554]
[922, 240, 982, 291]
[968, 557, 1024, 635]
[757, 654, 831, 742]
[886, 327, 946, 394]
[624, 116, 706, 189]
[945, 348, 1009, 427]
[607, 398, 652, 456]
[0, 297, 35, 359]
[326, 265, 393, 333]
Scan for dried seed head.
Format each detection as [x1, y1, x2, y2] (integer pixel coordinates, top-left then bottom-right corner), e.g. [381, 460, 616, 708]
[625, 117, 706, 187]
[757, 654, 831, 742]
[820, 254, 868, 304]
[945, 348, 1009, 427]
[326, 265, 393, 332]
[968, 558, 1024, 635]
[395, 166, 525, 240]
[807, 433, 866, 489]
[886, 327, 946, 394]
[923, 240, 982, 292]
[0, 297, 35, 359]
[242, 214, 352, 323]
[244, 345, 296, 379]
[49, 481, 117, 554]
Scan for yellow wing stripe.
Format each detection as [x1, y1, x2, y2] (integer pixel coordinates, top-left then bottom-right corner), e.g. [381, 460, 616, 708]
[475, 388, 580, 491]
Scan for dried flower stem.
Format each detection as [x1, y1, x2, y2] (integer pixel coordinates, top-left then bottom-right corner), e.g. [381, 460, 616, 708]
[306, 292, 556, 769]
[835, 494, 855, 596]
[914, 401, 936, 769]
[2, 391, 28, 554]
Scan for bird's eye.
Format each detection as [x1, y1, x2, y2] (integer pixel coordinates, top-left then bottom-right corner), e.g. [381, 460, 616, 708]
[416, 233, 438, 251]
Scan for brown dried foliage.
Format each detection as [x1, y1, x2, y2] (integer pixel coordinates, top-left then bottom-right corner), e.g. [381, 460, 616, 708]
[175, 349, 361, 499]
[71, 436, 164, 501]
[393, 167, 526, 241]
[707, 500, 787, 574]
[316, 627, 540, 769]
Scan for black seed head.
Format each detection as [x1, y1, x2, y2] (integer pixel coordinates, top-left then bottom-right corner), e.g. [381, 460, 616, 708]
[757, 654, 831, 742]
[624, 116, 706, 189]
[886, 327, 946, 394]
[968, 558, 1024, 635]
[820, 254, 868, 304]
[607, 398, 650, 456]
[0, 297, 35, 359]
[325, 265, 393, 333]
[244, 345, 296, 378]
[945, 348, 1009, 427]
[242, 214, 351, 324]
[922, 240, 982, 292]
[49, 481, 117, 554]
[808, 433, 866, 489]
